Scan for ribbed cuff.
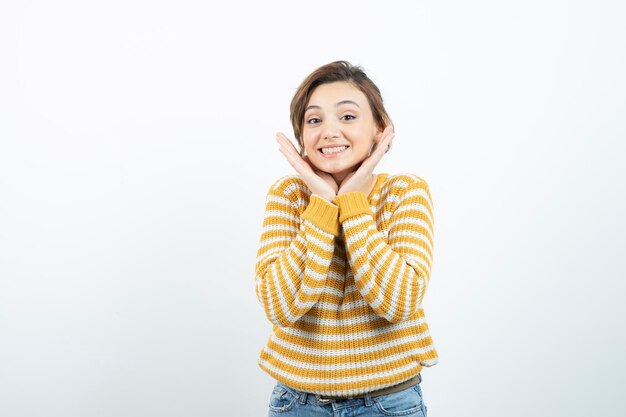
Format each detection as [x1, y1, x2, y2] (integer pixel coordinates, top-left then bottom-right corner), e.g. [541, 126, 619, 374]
[301, 195, 340, 236]
[333, 192, 374, 223]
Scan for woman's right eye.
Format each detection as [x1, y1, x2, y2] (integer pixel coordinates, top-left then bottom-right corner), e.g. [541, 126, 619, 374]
[306, 118, 321, 124]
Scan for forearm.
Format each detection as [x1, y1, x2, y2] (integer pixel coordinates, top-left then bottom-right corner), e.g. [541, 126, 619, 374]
[334, 189, 433, 323]
[255, 194, 339, 327]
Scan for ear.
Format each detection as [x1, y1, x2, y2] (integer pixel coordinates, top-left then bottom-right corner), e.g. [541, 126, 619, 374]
[372, 128, 384, 148]
[373, 128, 383, 142]
[369, 131, 382, 156]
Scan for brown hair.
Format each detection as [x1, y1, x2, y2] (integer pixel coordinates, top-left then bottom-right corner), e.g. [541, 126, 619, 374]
[289, 61, 393, 155]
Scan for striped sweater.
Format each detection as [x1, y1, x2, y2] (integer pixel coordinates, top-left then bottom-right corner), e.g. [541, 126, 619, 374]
[255, 173, 438, 396]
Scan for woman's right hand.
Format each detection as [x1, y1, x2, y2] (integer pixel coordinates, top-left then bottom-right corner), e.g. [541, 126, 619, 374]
[276, 132, 338, 201]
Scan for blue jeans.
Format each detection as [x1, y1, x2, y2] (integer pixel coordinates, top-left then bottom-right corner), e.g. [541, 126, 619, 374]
[267, 381, 428, 416]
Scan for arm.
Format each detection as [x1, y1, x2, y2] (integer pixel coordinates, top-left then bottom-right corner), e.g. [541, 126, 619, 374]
[334, 178, 434, 323]
[255, 178, 339, 328]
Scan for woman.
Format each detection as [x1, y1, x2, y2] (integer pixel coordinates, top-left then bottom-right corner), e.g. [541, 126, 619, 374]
[255, 61, 437, 416]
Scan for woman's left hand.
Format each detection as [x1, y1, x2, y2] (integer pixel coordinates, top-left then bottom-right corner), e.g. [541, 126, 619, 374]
[337, 127, 394, 195]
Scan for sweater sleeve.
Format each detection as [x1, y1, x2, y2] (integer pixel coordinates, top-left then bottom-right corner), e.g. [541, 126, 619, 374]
[333, 178, 434, 323]
[255, 178, 339, 328]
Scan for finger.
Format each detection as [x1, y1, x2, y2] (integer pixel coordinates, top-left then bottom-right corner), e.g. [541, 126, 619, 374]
[277, 143, 318, 179]
[377, 126, 394, 146]
[276, 134, 309, 167]
[276, 138, 304, 166]
[275, 134, 335, 192]
[278, 133, 300, 151]
[276, 133, 300, 155]
[360, 132, 394, 171]
[368, 127, 393, 156]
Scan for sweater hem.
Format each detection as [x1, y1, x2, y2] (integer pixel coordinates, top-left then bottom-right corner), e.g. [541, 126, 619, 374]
[258, 359, 426, 397]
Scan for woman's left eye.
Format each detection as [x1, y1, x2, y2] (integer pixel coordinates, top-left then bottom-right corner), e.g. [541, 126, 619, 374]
[342, 115, 356, 121]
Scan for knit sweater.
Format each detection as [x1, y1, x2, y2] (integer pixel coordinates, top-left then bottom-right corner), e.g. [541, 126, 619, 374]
[255, 173, 438, 396]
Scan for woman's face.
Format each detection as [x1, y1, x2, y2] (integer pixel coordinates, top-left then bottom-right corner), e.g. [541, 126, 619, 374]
[302, 81, 381, 184]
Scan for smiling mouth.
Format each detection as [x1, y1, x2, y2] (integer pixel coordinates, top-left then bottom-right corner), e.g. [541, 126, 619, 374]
[319, 145, 349, 156]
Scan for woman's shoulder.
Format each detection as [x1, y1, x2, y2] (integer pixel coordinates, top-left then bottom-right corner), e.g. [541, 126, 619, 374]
[265, 175, 310, 198]
[380, 172, 430, 191]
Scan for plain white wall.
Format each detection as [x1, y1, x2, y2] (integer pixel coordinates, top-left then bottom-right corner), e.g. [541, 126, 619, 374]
[1, 1, 625, 416]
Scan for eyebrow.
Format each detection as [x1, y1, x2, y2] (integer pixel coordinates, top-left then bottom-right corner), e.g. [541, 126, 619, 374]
[305, 100, 361, 113]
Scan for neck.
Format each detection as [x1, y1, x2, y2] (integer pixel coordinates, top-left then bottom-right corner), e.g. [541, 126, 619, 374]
[331, 164, 363, 186]
[331, 172, 349, 186]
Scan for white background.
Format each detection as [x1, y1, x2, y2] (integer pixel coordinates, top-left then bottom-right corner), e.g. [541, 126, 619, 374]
[1, 1, 625, 416]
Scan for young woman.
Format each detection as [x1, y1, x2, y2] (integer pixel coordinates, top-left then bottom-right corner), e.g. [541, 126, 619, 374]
[255, 61, 437, 416]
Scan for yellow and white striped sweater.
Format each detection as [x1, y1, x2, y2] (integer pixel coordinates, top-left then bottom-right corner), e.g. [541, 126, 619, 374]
[255, 173, 438, 396]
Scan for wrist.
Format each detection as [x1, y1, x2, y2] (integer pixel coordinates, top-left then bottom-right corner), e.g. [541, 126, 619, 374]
[314, 193, 337, 202]
[338, 174, 375, 196]
[332, 191, 373, 223]
[302, 195, 340, 236]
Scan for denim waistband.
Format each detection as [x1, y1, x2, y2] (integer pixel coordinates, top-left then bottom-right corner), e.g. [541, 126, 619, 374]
[276, 381, 376, 407]
[275, 375, 421, 406]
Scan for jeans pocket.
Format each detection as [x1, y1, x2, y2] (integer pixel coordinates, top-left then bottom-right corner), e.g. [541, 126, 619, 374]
[414, 384, 428, 416]
[268, 385, 298, 413]
[373, 385, 425, 416]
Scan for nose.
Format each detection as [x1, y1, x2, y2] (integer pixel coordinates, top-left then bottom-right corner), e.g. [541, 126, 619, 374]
[322, 121, 340, 140]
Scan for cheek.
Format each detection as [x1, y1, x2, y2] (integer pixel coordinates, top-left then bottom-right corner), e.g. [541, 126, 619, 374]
[348, 124, 372, 139]
[302, 133, 318, 150]
[347, 129, 374, 149]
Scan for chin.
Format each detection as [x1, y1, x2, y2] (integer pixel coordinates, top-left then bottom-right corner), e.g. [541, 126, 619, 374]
[318, 163, 359, 176]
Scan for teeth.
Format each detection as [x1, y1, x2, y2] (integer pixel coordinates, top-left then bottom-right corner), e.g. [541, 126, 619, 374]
[321, 146, 348, 155]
